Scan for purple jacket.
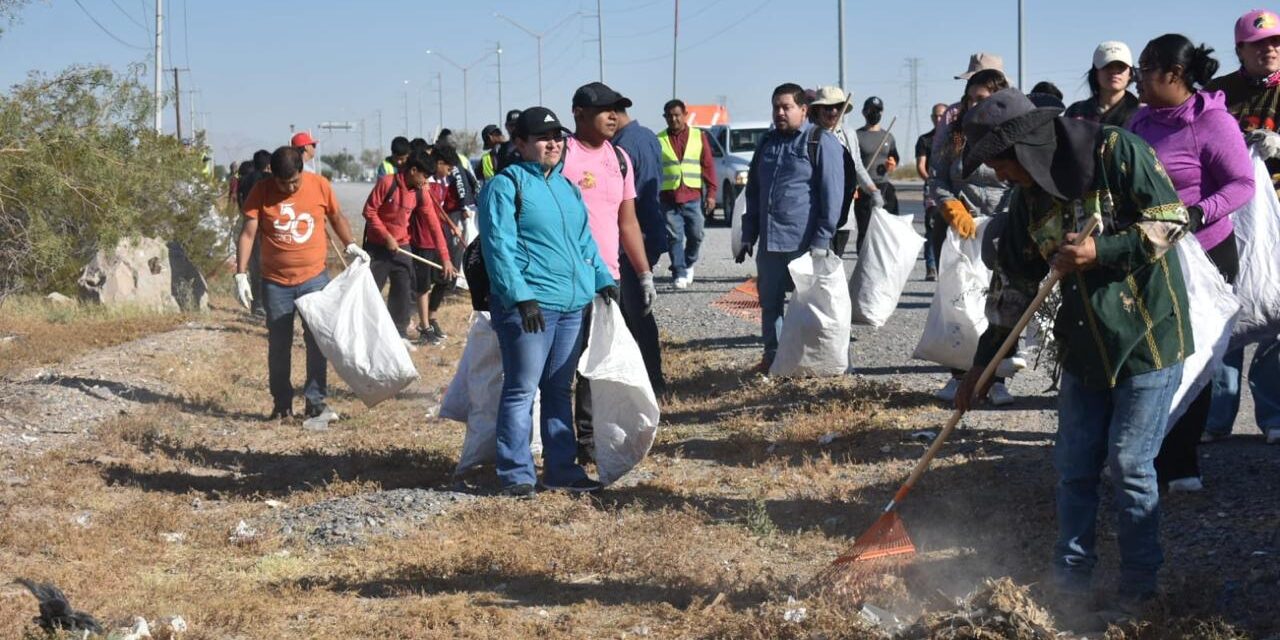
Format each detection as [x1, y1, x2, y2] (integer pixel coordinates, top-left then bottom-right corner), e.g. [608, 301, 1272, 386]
[1128, 90, 1254, 251]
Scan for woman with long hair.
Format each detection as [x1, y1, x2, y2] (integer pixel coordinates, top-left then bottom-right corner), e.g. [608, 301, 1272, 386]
[1065, 41, 1141, 127]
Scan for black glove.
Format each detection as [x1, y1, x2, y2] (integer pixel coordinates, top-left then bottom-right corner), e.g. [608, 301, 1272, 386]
[516, 300, 545, 333]
[1187, 205, 1204, 232]
[599, 285, 620, 305]
[734, 245, 754, 264]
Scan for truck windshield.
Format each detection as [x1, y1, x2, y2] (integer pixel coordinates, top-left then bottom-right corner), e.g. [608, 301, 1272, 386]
[729, 128, 767, 153]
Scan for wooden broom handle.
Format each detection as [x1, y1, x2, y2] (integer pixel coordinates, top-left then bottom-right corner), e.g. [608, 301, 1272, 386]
[890, 215, 1101, 506]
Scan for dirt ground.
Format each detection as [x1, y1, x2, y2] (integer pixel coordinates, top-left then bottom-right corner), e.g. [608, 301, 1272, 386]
[0, 264, 1276, 638]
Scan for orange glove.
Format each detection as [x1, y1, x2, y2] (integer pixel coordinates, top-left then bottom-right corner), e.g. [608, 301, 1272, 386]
[938, 199, 977, 239]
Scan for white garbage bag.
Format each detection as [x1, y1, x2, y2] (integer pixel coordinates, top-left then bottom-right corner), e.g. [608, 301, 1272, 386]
[445, 313, 541, 475]
[1167, 239, 1240, 430]
[578, 299, 660, 485]
[295, 259, 418, 407]
[912, 218, 993, 370]
[729, 190, 747, 259]
[1231, 151, 1280, 349]
[769, 252, 852, 377]
[848, 207, 926, 327]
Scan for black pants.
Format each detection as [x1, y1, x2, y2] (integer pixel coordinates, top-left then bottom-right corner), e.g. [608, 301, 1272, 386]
[1155, 233, 1240, 485]
[574, 300, 597, 450]
[619, 251, 665, 394]
[366, 243, 414, 338]
[854, 181, 899, 253]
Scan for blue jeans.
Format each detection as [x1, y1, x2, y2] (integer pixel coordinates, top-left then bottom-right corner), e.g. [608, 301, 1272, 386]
[262, 271, 330, 413]
[1054, 363, 1182, 598]
[1206, 340, 1280, 436]
[756, 248, 806, 364]
[664, 199, 704, 279]
[491, 302, 589, 488]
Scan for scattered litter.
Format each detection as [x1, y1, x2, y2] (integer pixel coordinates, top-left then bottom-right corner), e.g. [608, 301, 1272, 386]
[818, 433, 836, 445]
[73, 511, 92, 528]
[859, 603, 905, 633]
[108, 616, 150, 640]
[908, 430, 937, 444]
[782, 596, 807, 623]
[45, 292, 74, 305]
[149, 615, 187, 640]
[880, 445, 893, 453]
[160, 532, 185, 544]
[1252, 551, 1269, 557]
[301, 416, 331, 432]
[627, 624, 651, 636]
[229, 520, 258, 544]
[264, 499, 287, 509]
[903, 577, 1056, 639]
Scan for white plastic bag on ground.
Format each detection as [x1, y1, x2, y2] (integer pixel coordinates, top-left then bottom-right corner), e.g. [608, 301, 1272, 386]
[849, 207, 926, 327]
[578, 298, 660, 485]
[1231, 151, 1280, 348]
[913, 218, 993, 370]
[729, 190, 747, 258]
[446, 313, 541, 475]
[1167, 239, 1240, 430]
[769, 252, 852, 377]
[295, 259, 418, 407]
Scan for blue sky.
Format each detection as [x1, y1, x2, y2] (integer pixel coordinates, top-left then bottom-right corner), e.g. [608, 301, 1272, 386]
[0, 0, 1264, 164]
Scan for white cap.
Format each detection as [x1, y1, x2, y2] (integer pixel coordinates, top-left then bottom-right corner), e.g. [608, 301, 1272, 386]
[1092, 41, 1133, 69]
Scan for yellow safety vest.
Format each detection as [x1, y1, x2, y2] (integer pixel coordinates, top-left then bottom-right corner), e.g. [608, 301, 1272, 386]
[657, 128, 703, 191]
[481, 150, 496, 179]
[380, 159, 396, 176]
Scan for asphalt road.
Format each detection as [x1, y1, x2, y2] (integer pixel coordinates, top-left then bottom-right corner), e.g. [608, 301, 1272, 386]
[332, 179, 1261, 437]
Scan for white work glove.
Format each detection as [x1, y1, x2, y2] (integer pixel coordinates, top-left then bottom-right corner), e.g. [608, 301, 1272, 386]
[233, 273, 253, 310]
[810, 247, 830, 262]
[1248, 129, 1280, 159]
[871, 190, 886, 208]
[639, 272, 658, 316]
[344, 242, 370, 263]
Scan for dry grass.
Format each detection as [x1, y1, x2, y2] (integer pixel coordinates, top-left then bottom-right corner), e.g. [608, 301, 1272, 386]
[0, 294, 1264, 639]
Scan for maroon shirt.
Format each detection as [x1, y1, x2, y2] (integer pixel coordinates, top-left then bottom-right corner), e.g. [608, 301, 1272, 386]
[659, 127, 717, 206]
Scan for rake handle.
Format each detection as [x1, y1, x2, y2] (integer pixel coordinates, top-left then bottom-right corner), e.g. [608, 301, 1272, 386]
[396, 247, 445, 270]
[887, 216, 1100, 509]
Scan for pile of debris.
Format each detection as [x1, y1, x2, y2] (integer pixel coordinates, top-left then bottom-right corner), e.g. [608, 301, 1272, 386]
[902, 577, 1057, 640]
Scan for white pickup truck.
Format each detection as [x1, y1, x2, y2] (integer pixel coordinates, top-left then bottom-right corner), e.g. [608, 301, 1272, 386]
[700, 121, 770, 226]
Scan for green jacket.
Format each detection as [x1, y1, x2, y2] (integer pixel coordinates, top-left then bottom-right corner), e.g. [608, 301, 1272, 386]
[975, 122, 1193, 389]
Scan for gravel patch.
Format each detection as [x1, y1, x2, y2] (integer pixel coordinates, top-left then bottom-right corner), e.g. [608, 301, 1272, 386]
[274, 488, 478, 546]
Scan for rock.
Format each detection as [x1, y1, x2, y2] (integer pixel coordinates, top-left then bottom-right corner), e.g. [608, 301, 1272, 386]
[160, 532, 186, 543]
[107, 616, 150, 640]
[45, 292, 74, 305]
[78, 237, 208, 312]
[149, 615, 187, 640]
[228, 520, 258, 544]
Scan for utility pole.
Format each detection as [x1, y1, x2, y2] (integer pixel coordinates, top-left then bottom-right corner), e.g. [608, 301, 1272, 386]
[402, 80, 410, 137]
[596, 0, 604, 81]
[435, 72, 444, 134]
[495, 12, 578, 105]
[167, 67, 188, 139]
[496, 41, 504, 124]
[153, 0, 162, 134]
[186, 89, 201, 136]
[837, 0, 846, 90]
[672, 0, 679, 98]
[376, 110, 383, 151]
[427, 50, 492, 133]
[905, 58, 921, 156]
[418, 90, 424, 137]
[1017, 0, 1025, 89]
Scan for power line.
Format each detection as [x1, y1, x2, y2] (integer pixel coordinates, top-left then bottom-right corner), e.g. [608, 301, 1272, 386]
[106, 0, 147, 31]
[612, 0, 771, 65]
[72, 0, 148, 51]
[181, 0, 191, 69]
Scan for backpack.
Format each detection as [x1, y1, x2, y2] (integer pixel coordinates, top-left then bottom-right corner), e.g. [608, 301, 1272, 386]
[747, 127, 857, 231]
[463, 142, 629, 311]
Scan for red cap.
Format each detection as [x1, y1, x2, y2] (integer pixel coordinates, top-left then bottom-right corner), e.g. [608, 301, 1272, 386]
[290, 131, 317, 147]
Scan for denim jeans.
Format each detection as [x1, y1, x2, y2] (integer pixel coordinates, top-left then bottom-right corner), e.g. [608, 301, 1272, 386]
[262, 271, 330, 413]
[923, 205, 944, 272]
[1053, 363, 1182, 598]
[756, 248, 806, 365]
[491, 301, 589, 488]
[1206, 340, 1280, 436]
[664, 199, 704, 279]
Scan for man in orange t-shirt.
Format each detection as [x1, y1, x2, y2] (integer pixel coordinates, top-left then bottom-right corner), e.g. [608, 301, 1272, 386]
[235, 146, 366, 421]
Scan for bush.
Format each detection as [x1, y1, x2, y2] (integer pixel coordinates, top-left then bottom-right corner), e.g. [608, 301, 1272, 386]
[0, 65, 224, 303]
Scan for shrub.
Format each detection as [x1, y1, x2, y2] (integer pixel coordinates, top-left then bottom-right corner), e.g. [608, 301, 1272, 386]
[0, 65, 224, 303]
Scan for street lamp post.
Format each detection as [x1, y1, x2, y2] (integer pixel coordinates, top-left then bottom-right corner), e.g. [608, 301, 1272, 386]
[402, 80, 410, 137]
[427, 49, 492, 132]
[494, 11, 579, 105]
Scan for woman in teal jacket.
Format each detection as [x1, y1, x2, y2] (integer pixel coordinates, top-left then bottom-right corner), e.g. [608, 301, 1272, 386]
[477, 107, 616, 497]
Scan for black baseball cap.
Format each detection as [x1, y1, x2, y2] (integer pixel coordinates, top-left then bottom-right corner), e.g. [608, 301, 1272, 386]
[481, 124, 502, 139]
[572, 82, 633, 109]
[505, 109, 522, 123]
[864, 96, 884, 111]
[514, 106, 572, 138]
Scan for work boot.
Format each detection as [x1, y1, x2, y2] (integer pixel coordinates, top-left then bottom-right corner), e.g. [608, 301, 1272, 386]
[925, 267, 937, 281]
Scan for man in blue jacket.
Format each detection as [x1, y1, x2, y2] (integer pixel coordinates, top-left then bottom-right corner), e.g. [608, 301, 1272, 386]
[478, 107, 618, 497]
[612, 105, 669, 394]
[739, 83, 845, 372]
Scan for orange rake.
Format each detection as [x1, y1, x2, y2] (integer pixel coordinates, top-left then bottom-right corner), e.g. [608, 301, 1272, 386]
[710, 277, 763, 323]
[820, 216, 1099, 583]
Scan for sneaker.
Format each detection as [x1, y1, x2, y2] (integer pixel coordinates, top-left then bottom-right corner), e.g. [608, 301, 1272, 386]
[305, 404, 340, 422]
[685, 267, 695, 284]
[988, 382, 1015, 407]
[500, 483, 536, 499]
[1268, 427, 1280, 445]
[429, 319, 448, 340]
[925, 267, 937, 281]
[995, 355, 1028, 378]
[1167, 477, 1204, 492]
[402, 338, 418, 353]
[542, 477, 603, 493]
[935, 378, 960, 402]
[1200, 431, 1231, 443]
[673, 276, 689, 290]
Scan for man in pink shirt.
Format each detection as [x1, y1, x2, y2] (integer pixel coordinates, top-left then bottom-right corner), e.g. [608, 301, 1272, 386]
[561, 81, 658, 463]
